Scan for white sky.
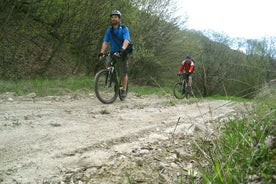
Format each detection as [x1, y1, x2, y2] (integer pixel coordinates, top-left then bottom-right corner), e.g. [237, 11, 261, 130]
[175, 0, 275, 39]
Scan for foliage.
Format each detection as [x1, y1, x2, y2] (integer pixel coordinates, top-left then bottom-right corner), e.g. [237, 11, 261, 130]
[191, 84, 276, 183]
[0, 0, 275, 98]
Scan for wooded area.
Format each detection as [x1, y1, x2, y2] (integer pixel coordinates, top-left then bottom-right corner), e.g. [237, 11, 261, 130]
[1, 0, 275, 97]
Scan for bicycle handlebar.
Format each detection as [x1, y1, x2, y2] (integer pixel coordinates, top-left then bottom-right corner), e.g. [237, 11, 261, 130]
[101, 53, 110, 58]
[101, 52, 121, 58]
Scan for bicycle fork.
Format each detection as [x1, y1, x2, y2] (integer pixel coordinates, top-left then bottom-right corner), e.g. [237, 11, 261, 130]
[105, 67, 114, 87]
[181, 79, 189, 94]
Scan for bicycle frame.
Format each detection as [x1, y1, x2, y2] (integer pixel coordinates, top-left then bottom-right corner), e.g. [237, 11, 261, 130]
[180, 73, 189, 88]
[94, 52, 128, 104]
[173, 73, 190, 99]
[107, 55, 121, 87]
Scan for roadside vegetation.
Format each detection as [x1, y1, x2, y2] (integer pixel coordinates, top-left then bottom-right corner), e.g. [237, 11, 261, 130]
[189, 84, 276, 184]
[0, 75, 171, 96]
[1, 0, 275, 98]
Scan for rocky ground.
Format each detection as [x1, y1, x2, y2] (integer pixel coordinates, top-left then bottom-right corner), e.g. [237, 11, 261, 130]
[0, 92, 252, 183]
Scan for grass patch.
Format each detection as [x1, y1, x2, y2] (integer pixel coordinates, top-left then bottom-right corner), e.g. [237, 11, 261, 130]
[100, 109, 110, 115]
[190, 85, 276, 183]
[0, 75, 261, 105]
[0, 75, 93, 96]
[0, 76, 173, 97]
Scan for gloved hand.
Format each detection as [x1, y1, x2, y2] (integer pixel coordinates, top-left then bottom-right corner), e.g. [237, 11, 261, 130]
[98, 53, 104, 60]
[118, 48, 126, 56]
[98, 53, 103, 58]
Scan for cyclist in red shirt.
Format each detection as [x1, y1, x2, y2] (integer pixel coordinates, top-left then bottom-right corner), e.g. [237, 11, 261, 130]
[178, 54, 195, 89]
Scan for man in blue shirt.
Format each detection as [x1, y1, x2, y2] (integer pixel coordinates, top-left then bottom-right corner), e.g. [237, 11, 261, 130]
[99, 10, 131, 98]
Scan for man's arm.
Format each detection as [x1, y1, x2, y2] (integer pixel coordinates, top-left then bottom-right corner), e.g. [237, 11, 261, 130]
[122, 40, 130, 50]
[100, 41, 109, 54]
[121, 26, 131, 50]
[189, 61, 194, 73]
[178, 64, 184, 73]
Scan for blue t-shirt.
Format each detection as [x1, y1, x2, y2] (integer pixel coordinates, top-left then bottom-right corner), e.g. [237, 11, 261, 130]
[103, 25, 130, 53]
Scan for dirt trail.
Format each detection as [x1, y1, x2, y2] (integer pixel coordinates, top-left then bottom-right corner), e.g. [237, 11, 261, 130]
[0, 92, 250, 183]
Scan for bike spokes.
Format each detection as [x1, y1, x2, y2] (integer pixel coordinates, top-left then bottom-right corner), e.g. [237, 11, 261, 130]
[94, 70, 119, 104]
[173, 82, 185, 99]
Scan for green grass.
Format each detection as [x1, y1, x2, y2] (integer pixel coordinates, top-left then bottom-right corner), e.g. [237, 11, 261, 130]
[1, 76, 261, 104]
[189, 85, 276, 184]
[1, 75, 257, 104]
[0, 75, 173, 97]
[0, 75, 93, 96]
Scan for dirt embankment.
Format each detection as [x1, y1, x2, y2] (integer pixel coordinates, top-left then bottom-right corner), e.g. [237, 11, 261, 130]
[0, 92, 251, 183]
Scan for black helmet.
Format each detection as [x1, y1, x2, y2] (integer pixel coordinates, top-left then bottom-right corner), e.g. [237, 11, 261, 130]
[110, 10, 121, 18]
[186, 54, 191, 59]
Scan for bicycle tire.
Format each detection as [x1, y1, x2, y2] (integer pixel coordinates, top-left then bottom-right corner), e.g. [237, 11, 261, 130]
[94, 69, 119, 104]
[173, 82, 185, 99]
[185, 84, 189, 99]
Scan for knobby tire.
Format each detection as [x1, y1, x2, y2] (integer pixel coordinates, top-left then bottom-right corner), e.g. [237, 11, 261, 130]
[94, 69, 119, 104]
[173, 82, 185, 99]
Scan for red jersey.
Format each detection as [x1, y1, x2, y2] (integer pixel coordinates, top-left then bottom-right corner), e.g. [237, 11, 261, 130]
[178, 59, 194, 73]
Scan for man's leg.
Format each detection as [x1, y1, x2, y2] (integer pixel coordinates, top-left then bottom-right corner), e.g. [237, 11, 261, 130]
[119, 55, 128, 97]
[188, 75, 192, 87]
[122, 74, 128, 90]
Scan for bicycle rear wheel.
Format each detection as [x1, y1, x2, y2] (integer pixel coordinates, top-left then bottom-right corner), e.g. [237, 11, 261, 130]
[94, 69, 119, 104]
[173, 82, 185, 99]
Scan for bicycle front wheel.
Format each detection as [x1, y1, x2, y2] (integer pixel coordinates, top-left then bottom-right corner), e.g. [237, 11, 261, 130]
[185, 85, 190, 99]
[173, 82, 185, 99]
[94, 69, 119, 104]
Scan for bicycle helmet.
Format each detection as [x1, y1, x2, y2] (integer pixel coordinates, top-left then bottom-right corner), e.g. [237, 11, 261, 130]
[110, 10, 121, 18]
[186, 54, 191, 59]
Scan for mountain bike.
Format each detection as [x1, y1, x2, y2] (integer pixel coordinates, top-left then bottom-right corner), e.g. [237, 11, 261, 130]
[94, 53, 128, 104]
[173, 73, 190, 99]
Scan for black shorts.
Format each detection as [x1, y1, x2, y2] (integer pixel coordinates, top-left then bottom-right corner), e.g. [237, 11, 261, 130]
[114, 55, 129, 77]
[184, 72, 193, 79]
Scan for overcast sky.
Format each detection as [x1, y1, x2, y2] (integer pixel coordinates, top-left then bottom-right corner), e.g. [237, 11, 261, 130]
[174, 0, 275, 39]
